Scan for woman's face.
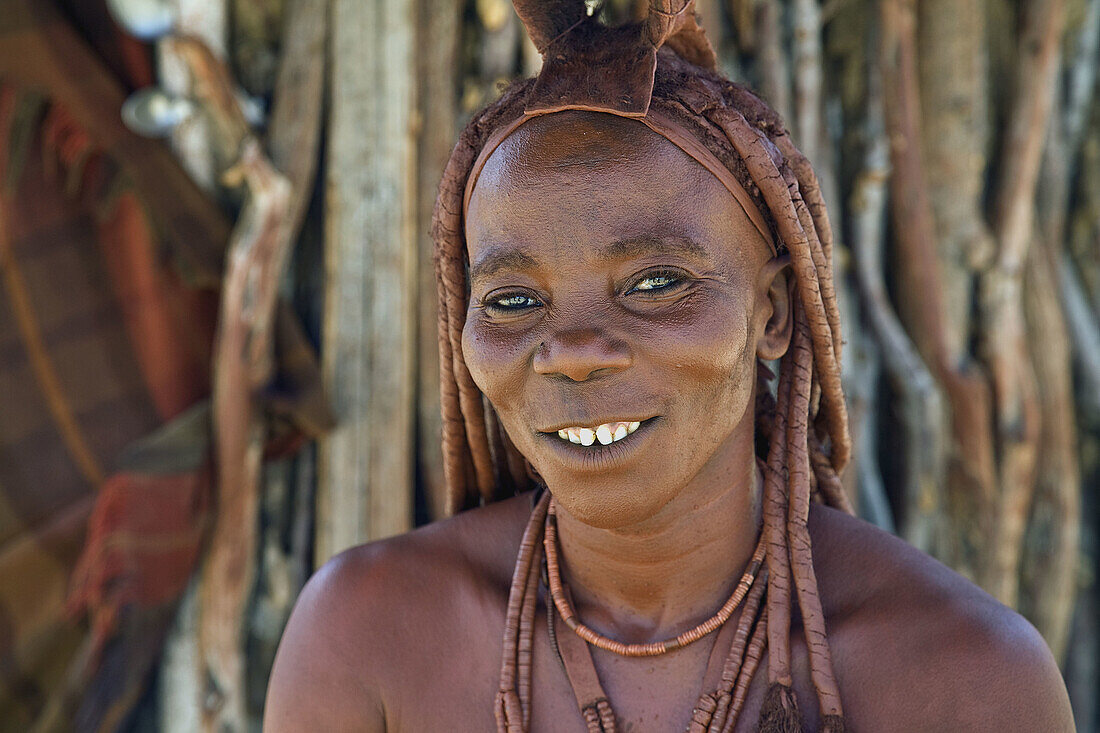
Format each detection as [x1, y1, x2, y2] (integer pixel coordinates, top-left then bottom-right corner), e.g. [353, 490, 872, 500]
[463, 111, 789, 529]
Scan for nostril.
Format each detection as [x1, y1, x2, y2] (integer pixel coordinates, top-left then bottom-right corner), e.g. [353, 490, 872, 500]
[533, 329, 631, 381]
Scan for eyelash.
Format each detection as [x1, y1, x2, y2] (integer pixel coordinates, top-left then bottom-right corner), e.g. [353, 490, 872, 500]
[484, 292, 542, 312]
[481, 269, 688, 313]
[625, 268, 684, 294]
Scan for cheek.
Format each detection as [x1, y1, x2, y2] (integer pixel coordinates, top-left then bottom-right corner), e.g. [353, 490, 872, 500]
[690, 323, 754, 421]
[643, 293, 755, 403]
[461, 315, 532, 413]
[660, 306, 756, 469]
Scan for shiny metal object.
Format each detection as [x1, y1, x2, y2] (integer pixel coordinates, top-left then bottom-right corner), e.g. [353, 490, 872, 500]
[106, 0, 177, 41]
[121, 88, 195, 137]
[235, 90, 266, 128]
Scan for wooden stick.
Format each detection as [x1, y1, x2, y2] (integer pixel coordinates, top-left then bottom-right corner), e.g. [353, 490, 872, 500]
[189, 4, 325, 729]
[848, 51, 943, 547]
[1021, 240, 1080, 661]
[317, 0, 416, 561]
[978, 0, 1064, 604]
[755, 0, 791, 127]
[203, 140, 293, 733]
[416, 0, 464, 519]
[880, 0, 997, 581]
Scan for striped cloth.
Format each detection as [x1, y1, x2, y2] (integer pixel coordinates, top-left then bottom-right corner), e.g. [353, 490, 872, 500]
[0, 1, 329, 729]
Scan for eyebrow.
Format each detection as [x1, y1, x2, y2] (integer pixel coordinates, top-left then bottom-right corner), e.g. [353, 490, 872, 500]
[467, 235, 709, 283]
[596, 236, 710, 263]
[468, 248, 540, 283]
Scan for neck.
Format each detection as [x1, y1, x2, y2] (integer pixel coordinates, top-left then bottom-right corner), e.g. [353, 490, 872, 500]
[550, 426, 762, 644]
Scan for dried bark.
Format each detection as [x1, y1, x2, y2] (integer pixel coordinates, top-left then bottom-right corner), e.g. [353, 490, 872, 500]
[1016, 0, 1098, 669]
[878, 0, 950, 372]
[154, 6, 231, 731]
[266, 0, 328, 243]
[416, 0, 463, 520]
[756, 0, 791, 126]
[1070, 111, 1100, 316]
[317, 0, 417, 563]
[978, 0, 1064, 605]
[880, 0, 995, 576]
[792, 0, 822, 168]
[1061, 0, 1100, 415]
[915, 0, 991, 362]
[1020, 238, 1080, 661]
[203, 138, 292, 733]
[1062, 255, 1100, 412]
[158, 32, 301, 730]
[230, 0, 283, 97]
[878, 0, 1069, 610]
[152, 3, 328, 729]
[848, 33, 943, 545]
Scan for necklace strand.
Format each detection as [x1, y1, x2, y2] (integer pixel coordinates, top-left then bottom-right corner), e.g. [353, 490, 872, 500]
[497, 492, 769, 733]
[543, 499, 766, 657]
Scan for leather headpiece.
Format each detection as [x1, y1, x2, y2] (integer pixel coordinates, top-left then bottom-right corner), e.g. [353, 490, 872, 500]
[516, 0, 716, 116]
[464, 0, 776, 252]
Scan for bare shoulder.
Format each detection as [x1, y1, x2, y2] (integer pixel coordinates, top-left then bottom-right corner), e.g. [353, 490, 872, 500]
[807, 505, 1074, 732]
[263, 493, 534, 732]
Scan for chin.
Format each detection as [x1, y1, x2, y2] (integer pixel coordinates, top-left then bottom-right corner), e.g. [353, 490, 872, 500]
[545, 476, 681, 530]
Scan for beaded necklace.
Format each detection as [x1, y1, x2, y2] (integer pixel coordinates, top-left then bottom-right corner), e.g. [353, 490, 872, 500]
[496, 492, 771, 733]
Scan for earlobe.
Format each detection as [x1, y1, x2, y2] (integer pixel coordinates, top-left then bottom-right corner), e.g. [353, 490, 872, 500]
[755, 254, 793, 361]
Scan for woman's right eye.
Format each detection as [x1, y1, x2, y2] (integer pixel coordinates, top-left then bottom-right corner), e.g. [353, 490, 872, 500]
[485, 293, 541, 311]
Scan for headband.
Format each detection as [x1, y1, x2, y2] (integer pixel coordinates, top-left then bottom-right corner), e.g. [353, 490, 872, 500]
[461, 106, 776, 252]
[462, 2, 776, 253]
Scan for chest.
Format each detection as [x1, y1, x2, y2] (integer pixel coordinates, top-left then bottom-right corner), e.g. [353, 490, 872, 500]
[383, 603, 787, 733]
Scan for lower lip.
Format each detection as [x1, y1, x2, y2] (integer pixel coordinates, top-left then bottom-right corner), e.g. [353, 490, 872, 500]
[536, 418, 659, 472]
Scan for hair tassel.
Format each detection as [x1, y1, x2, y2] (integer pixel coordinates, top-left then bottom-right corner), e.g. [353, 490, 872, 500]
[756, 683, 802, 733]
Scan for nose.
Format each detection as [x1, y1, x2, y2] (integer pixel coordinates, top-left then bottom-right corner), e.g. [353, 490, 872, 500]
[533, 327, 632, 382]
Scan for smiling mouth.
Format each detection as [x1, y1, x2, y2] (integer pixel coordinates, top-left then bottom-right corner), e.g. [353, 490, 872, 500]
[537, 417, 658, 471]
[550, 420, 643, 447]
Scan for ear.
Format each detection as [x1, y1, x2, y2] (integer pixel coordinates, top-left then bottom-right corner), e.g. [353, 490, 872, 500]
[755, 253, 793, 361]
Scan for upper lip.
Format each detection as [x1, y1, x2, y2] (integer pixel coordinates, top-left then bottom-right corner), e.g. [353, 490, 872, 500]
[538, 416, 655, 433]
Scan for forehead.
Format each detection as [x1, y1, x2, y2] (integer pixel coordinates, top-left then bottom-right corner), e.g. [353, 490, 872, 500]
[464, 111, 770, 268]
[470, 111, 713, 208]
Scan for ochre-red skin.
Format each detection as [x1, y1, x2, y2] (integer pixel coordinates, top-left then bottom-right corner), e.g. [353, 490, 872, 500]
[264, 113, 1073, 732]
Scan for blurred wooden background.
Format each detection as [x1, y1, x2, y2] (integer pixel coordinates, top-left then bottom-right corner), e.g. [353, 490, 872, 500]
[39, 0, 1100, 730]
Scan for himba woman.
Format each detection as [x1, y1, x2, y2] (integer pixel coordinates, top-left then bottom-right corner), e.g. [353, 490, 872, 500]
[265, 1, 1074, 730]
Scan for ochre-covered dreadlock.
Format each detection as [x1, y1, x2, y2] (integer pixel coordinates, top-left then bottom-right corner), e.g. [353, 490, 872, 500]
[431, 8, 852, 731]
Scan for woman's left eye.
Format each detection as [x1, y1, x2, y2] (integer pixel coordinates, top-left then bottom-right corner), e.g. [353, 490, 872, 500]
[489, 293, 540, 310]
[628, 271, 682, 293]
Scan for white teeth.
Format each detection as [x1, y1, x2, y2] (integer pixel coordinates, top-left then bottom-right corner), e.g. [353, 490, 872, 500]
[554, 420, 644, 446]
